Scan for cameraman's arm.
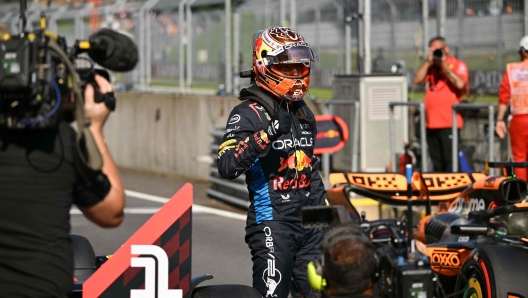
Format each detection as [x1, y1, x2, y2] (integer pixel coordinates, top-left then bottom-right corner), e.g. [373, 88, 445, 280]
[413, 47, 434, 85]
[440, 60, 467, 91]
[79, 75, 125, 228]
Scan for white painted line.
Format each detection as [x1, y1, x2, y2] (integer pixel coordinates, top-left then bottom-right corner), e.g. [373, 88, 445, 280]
[124, 189, 247, 221]
[192, 205, 247, 221]
[125, 190, 169, 204]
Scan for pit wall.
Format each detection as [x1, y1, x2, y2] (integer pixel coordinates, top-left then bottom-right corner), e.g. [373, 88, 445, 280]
[104, 92, 242, 181]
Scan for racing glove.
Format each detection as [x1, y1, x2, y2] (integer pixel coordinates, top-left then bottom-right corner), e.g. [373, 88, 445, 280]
[266, 111, 292, 141]
[251, 111, 292, 152]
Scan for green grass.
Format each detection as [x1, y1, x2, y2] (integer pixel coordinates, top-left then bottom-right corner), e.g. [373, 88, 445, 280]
[150, 77, 218, 90]
[307, 87, 333, 100]
[408, 91, 499, 103]
[149, 78, 499, 104]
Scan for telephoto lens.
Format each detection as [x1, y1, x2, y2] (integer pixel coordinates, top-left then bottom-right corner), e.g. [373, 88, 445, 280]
[433, 49, 443, 60]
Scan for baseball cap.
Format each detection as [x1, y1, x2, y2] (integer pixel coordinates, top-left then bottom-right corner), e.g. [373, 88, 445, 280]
[519, 35, 528, 51]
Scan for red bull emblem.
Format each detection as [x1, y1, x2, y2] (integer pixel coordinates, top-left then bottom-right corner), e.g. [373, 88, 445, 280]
[278, 150, 312, 172]
[260, 131, 270, 144]
[234, 137, 249, 158]
[316, 130, 340, 139]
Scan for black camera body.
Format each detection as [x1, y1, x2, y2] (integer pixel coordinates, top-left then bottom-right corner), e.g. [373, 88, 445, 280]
[0, 31, 70, 128]
[0, 3, 137, 130]
[302, 206, 435, 298]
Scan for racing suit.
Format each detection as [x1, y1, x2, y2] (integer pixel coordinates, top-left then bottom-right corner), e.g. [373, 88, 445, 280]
[217, 85, 326, 298]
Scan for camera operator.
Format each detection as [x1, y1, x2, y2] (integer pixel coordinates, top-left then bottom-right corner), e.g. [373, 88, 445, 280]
[0, 74, 125, 297]
[320, 223, 377, 298]
[413, 36, 469, 172]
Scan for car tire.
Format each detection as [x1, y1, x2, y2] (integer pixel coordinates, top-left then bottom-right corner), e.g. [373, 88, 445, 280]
[454, 259, 489, 298]
[71, 234, 96, 277]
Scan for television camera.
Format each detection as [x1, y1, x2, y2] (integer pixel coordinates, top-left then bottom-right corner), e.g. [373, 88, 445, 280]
[0, 0, 138, 129]
[302, 165, 438, 297]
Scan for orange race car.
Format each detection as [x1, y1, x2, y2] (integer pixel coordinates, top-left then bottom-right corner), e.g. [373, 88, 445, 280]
[325, 162, 528, 298]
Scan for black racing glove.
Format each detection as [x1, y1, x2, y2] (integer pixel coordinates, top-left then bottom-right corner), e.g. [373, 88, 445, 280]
[266, 111, 292, 141]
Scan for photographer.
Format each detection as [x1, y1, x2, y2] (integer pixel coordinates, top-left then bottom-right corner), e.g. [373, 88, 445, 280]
[413, 36, 469, 172]
[0, 74, 125, 297]
[320, 223, 377, 298]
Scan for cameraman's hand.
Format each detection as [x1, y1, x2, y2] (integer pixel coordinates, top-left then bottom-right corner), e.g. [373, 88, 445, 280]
[84, 74, 112, 131]
[266, 111, 292, 141]
[426, 47, 435, 66]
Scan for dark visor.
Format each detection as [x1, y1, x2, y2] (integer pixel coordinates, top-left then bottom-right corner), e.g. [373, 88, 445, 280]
[269, 46, 314, 64]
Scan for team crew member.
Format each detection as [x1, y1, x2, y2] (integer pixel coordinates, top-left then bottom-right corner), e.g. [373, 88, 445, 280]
[217, 27, 326, 297]
[413, 36, 469, 172]
[0, 75, 125, 297]
[496, 35, 528, 181]
[316, 223, 377, 298]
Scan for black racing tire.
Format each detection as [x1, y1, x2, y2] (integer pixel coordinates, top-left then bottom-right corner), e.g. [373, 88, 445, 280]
[454, 259, 489, 298]
[455, 246, 528, 298]
[71, 234, 96, 277]
[192, 284, 262, 298]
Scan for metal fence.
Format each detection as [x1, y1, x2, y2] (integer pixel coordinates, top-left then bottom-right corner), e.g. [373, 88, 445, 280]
[0, 0, 525, 93]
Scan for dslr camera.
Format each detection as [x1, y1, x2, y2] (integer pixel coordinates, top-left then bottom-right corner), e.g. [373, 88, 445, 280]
[0, 0, 138, 129]
[302, 205, 435, 298]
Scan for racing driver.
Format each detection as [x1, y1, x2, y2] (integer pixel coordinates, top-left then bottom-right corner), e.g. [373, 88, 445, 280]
[217, 26, 326, 297]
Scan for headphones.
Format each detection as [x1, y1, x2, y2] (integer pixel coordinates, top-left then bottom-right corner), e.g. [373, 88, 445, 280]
[307, 224, 379, 292]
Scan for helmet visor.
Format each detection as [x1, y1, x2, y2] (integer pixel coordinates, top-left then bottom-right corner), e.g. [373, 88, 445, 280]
[270, 63, 310, 78]
[269, 45, 314, 65]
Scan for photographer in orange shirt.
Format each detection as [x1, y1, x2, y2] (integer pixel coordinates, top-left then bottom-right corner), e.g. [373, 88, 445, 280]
[414, 37, 469, 172]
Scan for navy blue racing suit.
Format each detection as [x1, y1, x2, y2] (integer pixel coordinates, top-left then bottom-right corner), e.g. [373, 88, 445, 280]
[217, 86, 326, 298]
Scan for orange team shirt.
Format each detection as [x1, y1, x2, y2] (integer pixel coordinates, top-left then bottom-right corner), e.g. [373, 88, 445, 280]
[499, 69, 511, 105]
[424, 56, 469, 129]
[499, 59, 528, 113]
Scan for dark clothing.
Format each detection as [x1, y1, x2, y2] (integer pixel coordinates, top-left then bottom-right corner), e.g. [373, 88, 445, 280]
[426, 128, 458, 172]
[217, 86, 326, 297]
[325, 294, 377, 298]
[246, 221, 323, 298]
[0, 120, 109, 297]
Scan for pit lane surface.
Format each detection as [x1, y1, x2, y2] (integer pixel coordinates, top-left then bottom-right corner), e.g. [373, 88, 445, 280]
[70, 168, 253, 287]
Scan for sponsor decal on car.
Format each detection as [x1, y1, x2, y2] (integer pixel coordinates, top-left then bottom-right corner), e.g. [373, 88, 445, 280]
[431, 251, 461, 269]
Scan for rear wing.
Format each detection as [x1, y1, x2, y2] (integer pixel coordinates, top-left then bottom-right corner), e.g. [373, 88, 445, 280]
[328, 172, 486, 206]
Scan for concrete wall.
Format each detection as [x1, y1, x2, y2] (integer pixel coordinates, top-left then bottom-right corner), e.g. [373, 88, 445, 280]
[104, 92, 242, 181]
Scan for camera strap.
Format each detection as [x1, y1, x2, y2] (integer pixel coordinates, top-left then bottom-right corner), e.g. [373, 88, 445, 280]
[73, 75, 104, 183]
[47, 38, 104, 183]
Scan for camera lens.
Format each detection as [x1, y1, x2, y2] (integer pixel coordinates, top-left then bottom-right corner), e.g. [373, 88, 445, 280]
[433, 49, 443, 60]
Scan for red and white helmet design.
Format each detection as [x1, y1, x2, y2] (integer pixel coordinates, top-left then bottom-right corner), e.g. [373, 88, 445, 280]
[252, 27, 315, 101]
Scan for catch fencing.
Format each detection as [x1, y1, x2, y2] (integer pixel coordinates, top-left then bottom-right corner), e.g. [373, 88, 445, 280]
[0, 0, 524, 94]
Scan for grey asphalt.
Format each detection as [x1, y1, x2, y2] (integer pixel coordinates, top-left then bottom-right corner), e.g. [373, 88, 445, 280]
[70, 168, 253, 287]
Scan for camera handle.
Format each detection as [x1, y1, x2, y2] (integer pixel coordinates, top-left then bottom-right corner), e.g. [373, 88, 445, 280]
[91, 83, 116, 112]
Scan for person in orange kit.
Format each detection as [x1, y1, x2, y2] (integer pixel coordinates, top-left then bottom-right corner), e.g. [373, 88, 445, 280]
[414, 36, 469, 172]
[495, 35, 528, 181]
